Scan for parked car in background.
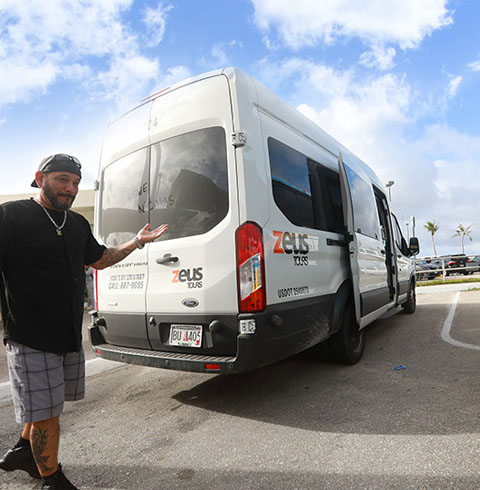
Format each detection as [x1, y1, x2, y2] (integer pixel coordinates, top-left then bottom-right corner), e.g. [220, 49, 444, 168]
[466, 256, 480, 274]
[426, 259, 445, 271]
[446, 254, 469, 275]
[415, 260, 441, 281]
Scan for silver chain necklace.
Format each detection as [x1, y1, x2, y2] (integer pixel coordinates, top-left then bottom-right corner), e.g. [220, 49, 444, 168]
[35, 199, 67, 236]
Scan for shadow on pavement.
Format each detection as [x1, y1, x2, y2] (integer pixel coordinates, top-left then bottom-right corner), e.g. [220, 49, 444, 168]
[172, 304, 479, 437]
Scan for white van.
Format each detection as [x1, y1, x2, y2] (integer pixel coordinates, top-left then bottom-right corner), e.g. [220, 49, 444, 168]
[89, 67, 419, 373]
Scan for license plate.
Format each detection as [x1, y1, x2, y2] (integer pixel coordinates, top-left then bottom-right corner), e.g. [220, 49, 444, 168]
[169, 324, 202, 348]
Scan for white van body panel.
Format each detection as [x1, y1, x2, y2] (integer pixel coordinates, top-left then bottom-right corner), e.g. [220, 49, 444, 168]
[225, 70, 271, 227]
[258, 111, 348, 308]
[100, 102, 152, 168]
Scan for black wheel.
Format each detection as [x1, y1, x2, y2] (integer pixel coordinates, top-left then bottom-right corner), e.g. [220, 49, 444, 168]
[328, 296, 365, 364]
[402, 280, 416, 314]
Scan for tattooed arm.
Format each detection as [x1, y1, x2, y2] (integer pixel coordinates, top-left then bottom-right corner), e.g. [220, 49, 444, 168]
[90, 223, 168, 270]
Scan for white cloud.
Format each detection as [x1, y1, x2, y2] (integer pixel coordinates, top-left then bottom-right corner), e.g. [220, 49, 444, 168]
[143, 2, 173, 47]
[251, 0, 453, 50]
[262, 35, 279, 51]
[92, 55, 160, 110]
[360, 45, 396, 71]
[0, 0, 164, 111]
[257, 58, 410, 155]
[199, 41, 243, 69]
[0, 60, 58, 106]
[448, 76, 462, 97]
[468, 59, 480, 72]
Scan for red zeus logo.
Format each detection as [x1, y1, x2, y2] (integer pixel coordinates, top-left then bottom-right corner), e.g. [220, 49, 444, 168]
[172, 268, 203, 289]
[273, 231, 309, 266]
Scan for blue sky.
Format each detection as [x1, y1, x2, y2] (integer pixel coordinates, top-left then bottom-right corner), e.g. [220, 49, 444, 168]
[1, 0, 479, 257]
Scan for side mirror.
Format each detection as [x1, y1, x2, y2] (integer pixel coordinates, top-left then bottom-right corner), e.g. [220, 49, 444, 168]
[409, 237, 420, 256]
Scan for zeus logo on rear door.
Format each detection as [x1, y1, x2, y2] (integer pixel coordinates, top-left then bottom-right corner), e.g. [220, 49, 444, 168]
[273, 231, 309, 266]
[172, 268, 203, 288]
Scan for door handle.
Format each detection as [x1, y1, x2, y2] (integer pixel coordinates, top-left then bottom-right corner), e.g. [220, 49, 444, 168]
[156, 254, 179, 265]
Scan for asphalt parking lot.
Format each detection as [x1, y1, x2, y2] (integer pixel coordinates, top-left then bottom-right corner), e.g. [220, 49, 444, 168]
[0, 285, 479, 489]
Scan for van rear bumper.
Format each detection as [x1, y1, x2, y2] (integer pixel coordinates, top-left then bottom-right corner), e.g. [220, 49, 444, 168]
[90, 338, 236, 373]
[89, 323, 271, 374]
[89, 293, 335, 373]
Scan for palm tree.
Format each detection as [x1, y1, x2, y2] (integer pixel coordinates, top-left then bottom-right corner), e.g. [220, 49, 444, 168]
[424, 221, 439, 256]
[452, 223, 473, 254]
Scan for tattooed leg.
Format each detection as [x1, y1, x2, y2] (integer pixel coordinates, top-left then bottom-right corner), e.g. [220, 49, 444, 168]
[30, 416, 60, 477]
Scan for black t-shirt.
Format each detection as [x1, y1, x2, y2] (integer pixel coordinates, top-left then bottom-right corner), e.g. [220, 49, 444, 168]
[0, 199, 106, 353]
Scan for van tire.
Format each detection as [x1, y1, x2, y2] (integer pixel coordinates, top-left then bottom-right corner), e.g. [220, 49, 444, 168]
[402, 280, 416, 314]
[328, 295, 365, 364]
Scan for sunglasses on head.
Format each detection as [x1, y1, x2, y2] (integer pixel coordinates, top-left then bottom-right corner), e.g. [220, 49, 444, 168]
[40, 154, 82, 172]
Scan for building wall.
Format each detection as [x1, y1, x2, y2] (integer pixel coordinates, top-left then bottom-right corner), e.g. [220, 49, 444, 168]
[0, 189, 95, 227]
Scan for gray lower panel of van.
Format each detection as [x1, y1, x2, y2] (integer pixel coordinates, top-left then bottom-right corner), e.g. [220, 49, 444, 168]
[361, 286, 391, 316]
[99, 312, 150, 349]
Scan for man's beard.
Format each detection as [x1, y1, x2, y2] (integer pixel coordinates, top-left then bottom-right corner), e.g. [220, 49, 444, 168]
[42, 181, 76, 211]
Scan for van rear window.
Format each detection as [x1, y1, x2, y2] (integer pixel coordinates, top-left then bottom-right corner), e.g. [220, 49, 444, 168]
[149, 127, 228, 239]
[100, 148, 149, 246]
[99, 127, 228, 246]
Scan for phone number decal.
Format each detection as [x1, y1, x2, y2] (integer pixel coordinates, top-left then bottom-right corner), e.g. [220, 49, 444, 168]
[108, 273, 145, 290]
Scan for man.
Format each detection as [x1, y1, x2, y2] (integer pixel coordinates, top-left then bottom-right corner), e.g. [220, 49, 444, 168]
[0, 154, 168, 489]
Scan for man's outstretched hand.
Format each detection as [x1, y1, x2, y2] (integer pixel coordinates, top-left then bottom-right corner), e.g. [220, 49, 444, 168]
[136, 223, 168, 245]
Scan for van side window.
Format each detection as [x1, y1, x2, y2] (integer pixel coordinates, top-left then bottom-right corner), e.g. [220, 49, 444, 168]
[268, 138, 315, 228]
[392, 214, 409, 255]
[149, 127, 229, 240]
[344, 165, 381, 240]
[308, 160, 344, 233]
[100, 148, 149, 246]
[268, 138, 344, 232]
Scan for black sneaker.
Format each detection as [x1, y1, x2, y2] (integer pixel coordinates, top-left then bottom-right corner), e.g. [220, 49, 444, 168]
[42, 464, 79, 490]
[0, 445, 41, 479]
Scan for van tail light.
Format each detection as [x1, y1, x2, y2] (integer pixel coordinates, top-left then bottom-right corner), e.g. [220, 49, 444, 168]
[94, 268, 99, 311]
[236, 222, 266, 312]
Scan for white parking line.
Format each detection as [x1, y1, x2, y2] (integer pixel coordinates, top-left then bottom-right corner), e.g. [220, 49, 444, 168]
[0, 357, 124, 404]
[441, 291, 480, 350]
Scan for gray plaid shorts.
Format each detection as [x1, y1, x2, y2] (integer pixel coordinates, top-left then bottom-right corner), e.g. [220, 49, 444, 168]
[5, 340, 85, 423]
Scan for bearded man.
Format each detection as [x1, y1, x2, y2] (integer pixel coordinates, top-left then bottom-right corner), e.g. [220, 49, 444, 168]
[0, 154, 167, 489]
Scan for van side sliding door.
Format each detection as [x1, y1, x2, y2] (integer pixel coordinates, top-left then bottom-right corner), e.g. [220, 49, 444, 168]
[338, 153, 361, 323]
[338, 153, 392, 327]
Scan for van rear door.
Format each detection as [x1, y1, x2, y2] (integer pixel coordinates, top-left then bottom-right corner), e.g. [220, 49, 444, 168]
[143, 75, 240, 354]
[96, 103, 152, 349]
